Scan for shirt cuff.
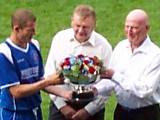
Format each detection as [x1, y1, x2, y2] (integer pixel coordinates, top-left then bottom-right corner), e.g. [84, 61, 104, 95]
[112, 71, 124, 85]
[84, 96, 107, 115]
[50, 95, 67, 110]
[94, 79, 115, 96]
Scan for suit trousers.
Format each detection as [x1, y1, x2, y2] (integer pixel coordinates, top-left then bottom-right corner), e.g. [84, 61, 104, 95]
[48, 100, 105, 120]
[114, 103, 160, 120]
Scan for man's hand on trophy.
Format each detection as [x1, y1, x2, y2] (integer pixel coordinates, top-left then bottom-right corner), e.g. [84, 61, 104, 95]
[72, 108, 90, 120]
[60, 105, 76, 119]
[45, 72, 64, 85]
[100, 69, 114, 79]
[91, 86, 98, 96]
[63, 90, 73, 101]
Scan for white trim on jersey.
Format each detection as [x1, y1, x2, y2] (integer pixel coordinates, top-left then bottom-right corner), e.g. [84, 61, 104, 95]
[0, 38, 40, 64]
[0, 82, 20, 89]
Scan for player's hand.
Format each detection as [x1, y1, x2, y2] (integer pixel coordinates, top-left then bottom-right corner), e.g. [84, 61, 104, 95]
[72, 108, 90, 120]
[60, 105, 76, 119]
[46, 72, 64, 85]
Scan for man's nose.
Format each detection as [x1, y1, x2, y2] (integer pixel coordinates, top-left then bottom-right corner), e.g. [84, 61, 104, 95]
[127, 26, 132, 31]
[78, 27, 83, 33]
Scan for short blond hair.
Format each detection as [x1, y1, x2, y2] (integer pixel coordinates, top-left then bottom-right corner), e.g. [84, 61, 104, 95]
[72, 4, 96, 22]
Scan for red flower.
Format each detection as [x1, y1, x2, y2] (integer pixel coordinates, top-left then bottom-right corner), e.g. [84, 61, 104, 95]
[88, 66, 96, 74]
[77, 54, 84, 58]
[83, 60, 89, 65]
[65, 57, 70, 61]
[63, 60, 70, 66]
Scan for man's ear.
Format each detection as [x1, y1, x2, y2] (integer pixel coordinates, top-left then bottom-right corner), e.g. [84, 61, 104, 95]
[71, 17, 74, 28]
[13, 25, 20, 32]
[146, 25, 150, 31]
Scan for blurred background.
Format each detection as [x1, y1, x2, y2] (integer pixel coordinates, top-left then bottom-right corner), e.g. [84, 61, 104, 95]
[0, 0, 160, 119]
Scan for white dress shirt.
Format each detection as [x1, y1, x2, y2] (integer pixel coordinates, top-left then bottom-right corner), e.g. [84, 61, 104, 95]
[45, 28, 112, 115]
[96, 36, 160, 109]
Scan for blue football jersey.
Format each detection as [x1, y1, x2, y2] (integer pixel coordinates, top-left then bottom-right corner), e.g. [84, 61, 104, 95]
[0, 39, 44, 110]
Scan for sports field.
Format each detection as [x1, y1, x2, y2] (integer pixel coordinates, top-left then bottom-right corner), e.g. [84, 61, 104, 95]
[0, 0, 160, 119]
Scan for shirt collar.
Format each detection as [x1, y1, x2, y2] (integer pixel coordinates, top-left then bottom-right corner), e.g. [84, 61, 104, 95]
[134, 36, 151, 54]
[6, 38, 29, 52]
[126, 35, 151, 54]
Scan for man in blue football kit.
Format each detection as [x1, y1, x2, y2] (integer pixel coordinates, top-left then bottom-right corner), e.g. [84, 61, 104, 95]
[0, 9, 71, 120]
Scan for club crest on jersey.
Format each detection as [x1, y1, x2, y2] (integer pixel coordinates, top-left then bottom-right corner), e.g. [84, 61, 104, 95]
[32, 52, 39, 61]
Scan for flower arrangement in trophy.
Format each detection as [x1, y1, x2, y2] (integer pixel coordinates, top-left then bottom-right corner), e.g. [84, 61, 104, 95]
[60, 54, 102, 101]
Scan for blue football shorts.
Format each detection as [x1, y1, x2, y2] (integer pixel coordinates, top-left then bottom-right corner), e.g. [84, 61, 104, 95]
[0, 107, 42, 120]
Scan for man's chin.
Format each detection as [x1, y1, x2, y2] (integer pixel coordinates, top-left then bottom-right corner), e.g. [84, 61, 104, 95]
[77, 36, 89, 42]
[27, 38, 32, 43]
[29, 37, 33, 41]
